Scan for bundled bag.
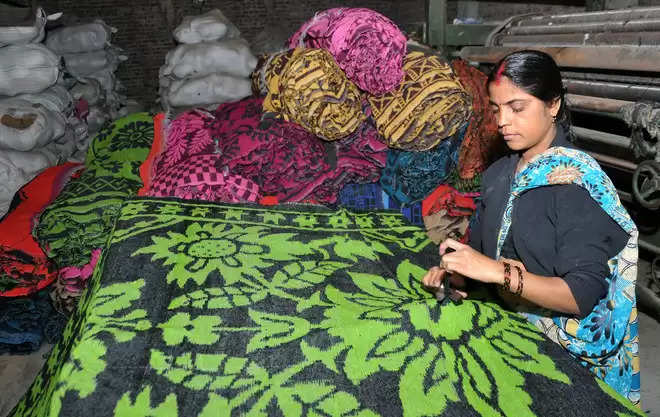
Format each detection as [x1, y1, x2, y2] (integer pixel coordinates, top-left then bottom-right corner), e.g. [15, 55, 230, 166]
[85, 68, 117, 95]
[161, 39, 257, 79]
[0, 148, 60, 216]
[46, 20, 115, 54]
[69, 79, 103, 106]
[63, 47, 127, 78]
[0, 98, 66, 151]
[166, 73, 251, 107]
[0, 44, 60, 96]
[173, 9, 240, 44]
[0, 7, 62, 47]
[13, 85, 74, 116]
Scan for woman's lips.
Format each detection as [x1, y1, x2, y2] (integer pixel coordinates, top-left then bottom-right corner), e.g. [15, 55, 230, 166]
[502, 133, 519, 140]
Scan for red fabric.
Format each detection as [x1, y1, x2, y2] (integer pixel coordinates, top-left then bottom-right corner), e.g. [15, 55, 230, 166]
[0, 163, 83, 297]
[138, 113, 166, 196]
[422, 185, 477, 217]
[451, 59, 502, 179]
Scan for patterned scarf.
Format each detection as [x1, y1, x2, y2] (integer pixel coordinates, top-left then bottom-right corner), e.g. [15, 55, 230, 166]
[368, 51, 472, 151]
[496, 146, 640, 404]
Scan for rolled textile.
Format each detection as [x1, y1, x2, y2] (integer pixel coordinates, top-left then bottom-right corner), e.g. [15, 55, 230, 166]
[451, 59, 502, 179]
[380, 122, 468, 205]
[289, 7, 406, 95]
[324, 121, 388, 193]
[369, 51, 472, 151]
[261, 48, 365, 141]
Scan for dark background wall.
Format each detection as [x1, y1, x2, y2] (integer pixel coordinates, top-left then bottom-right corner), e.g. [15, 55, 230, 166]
[37, 0, 587, 106]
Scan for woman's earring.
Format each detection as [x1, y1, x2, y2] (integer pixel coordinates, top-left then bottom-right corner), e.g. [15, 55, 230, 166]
[552, 115, 557, 124]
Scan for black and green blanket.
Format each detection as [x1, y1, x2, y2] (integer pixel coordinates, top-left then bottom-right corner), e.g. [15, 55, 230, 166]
[12, 198, 643, 416]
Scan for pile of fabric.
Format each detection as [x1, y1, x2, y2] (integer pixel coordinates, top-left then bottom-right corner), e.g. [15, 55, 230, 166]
[147, 7, 492, 239]
[159, 9, 256, 111]
[0, 7, 84, 217]
[48, 18, 135, 137]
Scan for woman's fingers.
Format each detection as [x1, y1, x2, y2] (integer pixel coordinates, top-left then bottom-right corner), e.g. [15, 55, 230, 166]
[422, 266, 445, 287]
[439, 238, 465, 255]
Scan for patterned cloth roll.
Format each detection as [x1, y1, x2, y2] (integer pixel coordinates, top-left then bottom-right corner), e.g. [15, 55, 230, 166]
[379, 122, 468, 205]
[451, 58, 502, 179]
[261, 48, 365, 141]
[288, 7, 406, 95]
[369, 51, 472, 151]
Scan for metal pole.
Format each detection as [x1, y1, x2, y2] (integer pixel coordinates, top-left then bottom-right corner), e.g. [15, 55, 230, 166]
[459, 46, 660, 73]
[495, 31, 660, 47]
[572, 126, 633, 149]
[564, 79, 660, 102]
[566, 94, 634, 113]
[515, 6, 660, 26]
[427, 0, 447, 49]
[586, 150, 638, 171]
[561, 71, 660, 87]
[509, 18, 660, 36]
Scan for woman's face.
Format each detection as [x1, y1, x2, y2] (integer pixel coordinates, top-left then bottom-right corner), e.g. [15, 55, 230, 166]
[488, 76, 560, 156]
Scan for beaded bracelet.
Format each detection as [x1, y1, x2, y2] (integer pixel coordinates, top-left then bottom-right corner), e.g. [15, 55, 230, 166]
[502, 262, 512, 292]
[513, 265, 524, 296]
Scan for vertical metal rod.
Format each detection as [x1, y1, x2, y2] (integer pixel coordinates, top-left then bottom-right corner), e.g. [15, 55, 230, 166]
[427, 0, 447, 48]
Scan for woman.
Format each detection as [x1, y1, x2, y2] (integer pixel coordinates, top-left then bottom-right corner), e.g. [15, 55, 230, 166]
[423, 50, 640, 403]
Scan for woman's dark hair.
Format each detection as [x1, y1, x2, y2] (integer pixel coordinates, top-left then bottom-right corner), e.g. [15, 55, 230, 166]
[487, 50, 571, 130]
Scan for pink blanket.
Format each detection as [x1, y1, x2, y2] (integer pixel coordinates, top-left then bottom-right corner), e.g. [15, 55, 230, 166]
[289, 8, 406, 95]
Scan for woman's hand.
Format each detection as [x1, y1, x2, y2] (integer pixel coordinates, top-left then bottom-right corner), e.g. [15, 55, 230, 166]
[422, 267, 468, 299]
[438, 238, 504, 284]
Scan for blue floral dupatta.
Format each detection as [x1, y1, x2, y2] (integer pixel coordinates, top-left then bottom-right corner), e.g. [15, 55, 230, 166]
[495, 146, 640, 404]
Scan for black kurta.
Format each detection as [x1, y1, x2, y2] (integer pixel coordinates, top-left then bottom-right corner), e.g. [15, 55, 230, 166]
[468, 128, 629, 318]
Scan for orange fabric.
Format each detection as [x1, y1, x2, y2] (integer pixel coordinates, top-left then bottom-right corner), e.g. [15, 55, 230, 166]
[138, 113, 166, 196]
[259, 196, 279, 206]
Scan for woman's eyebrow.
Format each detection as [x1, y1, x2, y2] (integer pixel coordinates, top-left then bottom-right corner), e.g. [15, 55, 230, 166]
[488, 99, 530, 106]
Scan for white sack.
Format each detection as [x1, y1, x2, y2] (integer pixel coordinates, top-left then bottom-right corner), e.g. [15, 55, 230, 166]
[173, 9, 240, 44]
[0, 138, 74, 216]
[69, 79, 103, 106]
[46, 20, 116, 54]
[0, 44, 60, 96]
[87, 104, 110, 134]
[84, 68, 116, 95]
[167, 73, 251, 107]
[13, 85, 74, 116]
[63, 47, 127, 78]
[0, 98, 66, 151]
[161, 39, 257, 79]
[0, 7, 62, 47]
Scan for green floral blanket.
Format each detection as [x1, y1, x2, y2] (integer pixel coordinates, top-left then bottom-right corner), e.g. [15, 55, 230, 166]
[12, 198, 643, 417]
